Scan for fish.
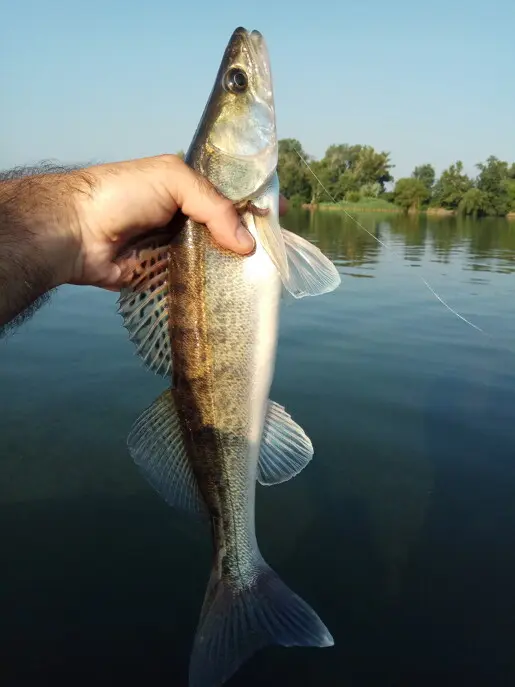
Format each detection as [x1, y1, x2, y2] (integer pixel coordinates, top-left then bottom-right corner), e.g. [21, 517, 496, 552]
[118, 26, 341, 687]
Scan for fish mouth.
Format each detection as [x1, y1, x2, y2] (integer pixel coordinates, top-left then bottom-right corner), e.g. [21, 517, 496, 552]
[228, 27, 273, 97]
[247, 29, 271, 77]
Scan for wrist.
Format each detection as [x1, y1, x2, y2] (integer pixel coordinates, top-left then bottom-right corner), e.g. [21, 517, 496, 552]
[0, 171, 83, 289]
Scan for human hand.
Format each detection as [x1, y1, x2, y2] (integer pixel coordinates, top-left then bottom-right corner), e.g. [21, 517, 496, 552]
[66, 154, 289, 290]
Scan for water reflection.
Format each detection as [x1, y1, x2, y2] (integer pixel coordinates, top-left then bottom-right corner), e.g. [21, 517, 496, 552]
[2, 209, 515, 684]
[286, 209, 515, 277]
[281, 209, 515, 603]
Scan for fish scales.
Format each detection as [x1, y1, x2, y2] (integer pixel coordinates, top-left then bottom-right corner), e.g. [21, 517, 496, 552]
[169, 213, 280, 586]
[119, 26, 341, 687]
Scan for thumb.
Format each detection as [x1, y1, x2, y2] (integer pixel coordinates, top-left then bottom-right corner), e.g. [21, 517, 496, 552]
[152, 155, 256, 255]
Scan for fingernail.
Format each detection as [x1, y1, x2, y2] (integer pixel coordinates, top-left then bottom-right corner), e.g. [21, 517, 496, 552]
[236, 223, 255, 254]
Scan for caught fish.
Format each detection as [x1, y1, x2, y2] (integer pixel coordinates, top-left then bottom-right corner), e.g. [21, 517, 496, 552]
[118, 26, 340, 687]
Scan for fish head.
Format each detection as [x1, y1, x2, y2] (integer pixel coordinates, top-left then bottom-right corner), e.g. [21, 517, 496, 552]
[187, 27, 277, 202]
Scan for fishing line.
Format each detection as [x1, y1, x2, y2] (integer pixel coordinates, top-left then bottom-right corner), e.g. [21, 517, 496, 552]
[293, 148, 486, 334]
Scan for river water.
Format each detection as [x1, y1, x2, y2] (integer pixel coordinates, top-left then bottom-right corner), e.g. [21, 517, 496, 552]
[1, 210, 515, 686]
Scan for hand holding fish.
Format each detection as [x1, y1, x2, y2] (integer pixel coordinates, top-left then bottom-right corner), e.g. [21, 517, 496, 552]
[0, 154, 288, 328]
[69, 154, 284, 290]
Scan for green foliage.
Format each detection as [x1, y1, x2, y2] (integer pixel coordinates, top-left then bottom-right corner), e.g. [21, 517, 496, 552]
[459, 188, 489, 217]
[176, 149, 185, 160]
[273, 138, 514, 217]
[475, 156, 512, 216]
[288, 193, 306, 207]
[506, 179, 515, 210]
[277, 138, 311, 204]
[359, 182, 382, 198]
[322, 144, 393, 200]
[393, 178, 429, 212]
[412, 164, 435, 191]
[432, 161, 473, 210]
[382, 191, 395, 203]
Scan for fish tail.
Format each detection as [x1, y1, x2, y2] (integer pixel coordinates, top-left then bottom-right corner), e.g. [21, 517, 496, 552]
[189, 555, 333, 687]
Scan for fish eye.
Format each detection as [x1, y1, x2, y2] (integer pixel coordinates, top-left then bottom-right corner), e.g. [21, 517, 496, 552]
[224, 67, 248, 94]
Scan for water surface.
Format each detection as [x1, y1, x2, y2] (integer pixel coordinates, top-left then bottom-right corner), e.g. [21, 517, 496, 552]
[2, 211, 515, 686]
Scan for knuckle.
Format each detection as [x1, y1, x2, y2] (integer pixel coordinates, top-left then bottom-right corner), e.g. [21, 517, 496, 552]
[159, 153, 181, 166]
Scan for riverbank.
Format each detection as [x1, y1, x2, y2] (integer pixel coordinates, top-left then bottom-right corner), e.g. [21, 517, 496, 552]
[302, 200, 402, 213]
[302, 202, 515, 219]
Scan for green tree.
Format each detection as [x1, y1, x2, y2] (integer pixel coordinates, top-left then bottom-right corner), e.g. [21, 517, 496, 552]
[319, 144, 361, 200]
[412, 164, 435, 192]
[506, 179, 515, 211]
[315, 143, 394, 201]
[393, 178, 429, 212]
[475, 155, 511, 216]
[432, 161, 473, 209]
[272, 140, 514, 215]
[277, 138, 311, 204]
[359, 182, 382, 198]
[459, 188, 489, 217]
[306, 158, 333, 204]
[352, 145, 394, 192]
[176, 149, 185, 160]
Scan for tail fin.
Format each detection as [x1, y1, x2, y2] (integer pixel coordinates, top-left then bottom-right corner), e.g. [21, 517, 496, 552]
[189, 558, 333, 687]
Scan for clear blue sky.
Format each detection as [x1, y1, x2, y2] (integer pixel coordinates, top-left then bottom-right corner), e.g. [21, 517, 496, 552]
[1, 0, 514, 180]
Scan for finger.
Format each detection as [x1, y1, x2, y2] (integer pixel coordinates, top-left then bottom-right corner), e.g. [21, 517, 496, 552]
[154, 155, 255, 255]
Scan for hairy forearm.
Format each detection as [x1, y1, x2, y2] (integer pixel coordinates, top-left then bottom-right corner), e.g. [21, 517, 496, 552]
[0, 164, 85, 333]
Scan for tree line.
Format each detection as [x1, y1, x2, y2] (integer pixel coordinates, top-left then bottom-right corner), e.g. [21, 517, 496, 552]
[277, 139, 515, 217]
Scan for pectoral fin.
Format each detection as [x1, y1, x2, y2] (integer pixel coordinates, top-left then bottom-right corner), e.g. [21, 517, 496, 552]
[253, 211, 290, 280]
[258, 401, 314, 486]
[250, 172, 341, 299]
[281, 228, 341, 298]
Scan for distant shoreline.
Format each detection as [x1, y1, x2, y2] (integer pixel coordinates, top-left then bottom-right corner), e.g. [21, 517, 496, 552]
[301, 203, 515, 220]
[302, 203, 401, 214]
